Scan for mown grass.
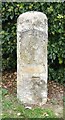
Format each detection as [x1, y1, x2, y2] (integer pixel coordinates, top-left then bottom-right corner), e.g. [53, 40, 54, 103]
[2, 88, 56, 119]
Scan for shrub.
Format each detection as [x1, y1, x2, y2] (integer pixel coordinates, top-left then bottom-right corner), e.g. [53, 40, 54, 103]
[1, 2, 65, 83]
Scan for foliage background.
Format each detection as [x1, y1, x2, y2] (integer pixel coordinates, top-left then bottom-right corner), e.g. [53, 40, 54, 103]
[1, 2, 65, 83]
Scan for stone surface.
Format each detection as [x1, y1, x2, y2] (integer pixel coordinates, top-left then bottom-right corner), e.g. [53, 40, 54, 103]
[17, 11, 48, 106]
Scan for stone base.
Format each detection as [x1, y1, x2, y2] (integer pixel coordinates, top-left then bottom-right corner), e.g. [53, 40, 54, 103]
[17, 74, 47, 106]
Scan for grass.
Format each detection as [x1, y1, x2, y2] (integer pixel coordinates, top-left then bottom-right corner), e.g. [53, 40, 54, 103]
[2, 88, 56, 119]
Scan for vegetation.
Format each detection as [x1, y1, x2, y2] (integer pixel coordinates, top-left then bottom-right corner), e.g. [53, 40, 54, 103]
[2, 88, 56, 119]
[1, 2, 65, 83]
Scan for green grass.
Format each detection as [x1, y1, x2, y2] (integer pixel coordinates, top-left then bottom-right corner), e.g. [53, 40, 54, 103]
[2, 88, 56, 118]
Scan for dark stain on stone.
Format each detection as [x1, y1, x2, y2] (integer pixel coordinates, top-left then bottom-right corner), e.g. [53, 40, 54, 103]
[30, 76, 47, 103]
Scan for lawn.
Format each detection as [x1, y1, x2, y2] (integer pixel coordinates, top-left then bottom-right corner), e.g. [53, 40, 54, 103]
[2, 88, 57, 119]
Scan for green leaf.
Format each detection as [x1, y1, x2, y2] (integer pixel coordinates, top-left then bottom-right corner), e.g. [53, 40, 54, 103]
[58, 58, 63, 64]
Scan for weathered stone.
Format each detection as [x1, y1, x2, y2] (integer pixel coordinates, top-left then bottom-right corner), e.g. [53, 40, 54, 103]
[17, 11, 48, 106]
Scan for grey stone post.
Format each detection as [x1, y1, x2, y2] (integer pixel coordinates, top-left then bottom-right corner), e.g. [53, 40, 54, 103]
[17, 11, 48, 106]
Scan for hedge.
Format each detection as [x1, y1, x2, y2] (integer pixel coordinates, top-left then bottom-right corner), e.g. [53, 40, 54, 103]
[1, 2, 65, 84]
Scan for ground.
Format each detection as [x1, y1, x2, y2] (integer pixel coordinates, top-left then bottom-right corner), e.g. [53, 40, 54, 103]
[1, 70, 64, 119]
